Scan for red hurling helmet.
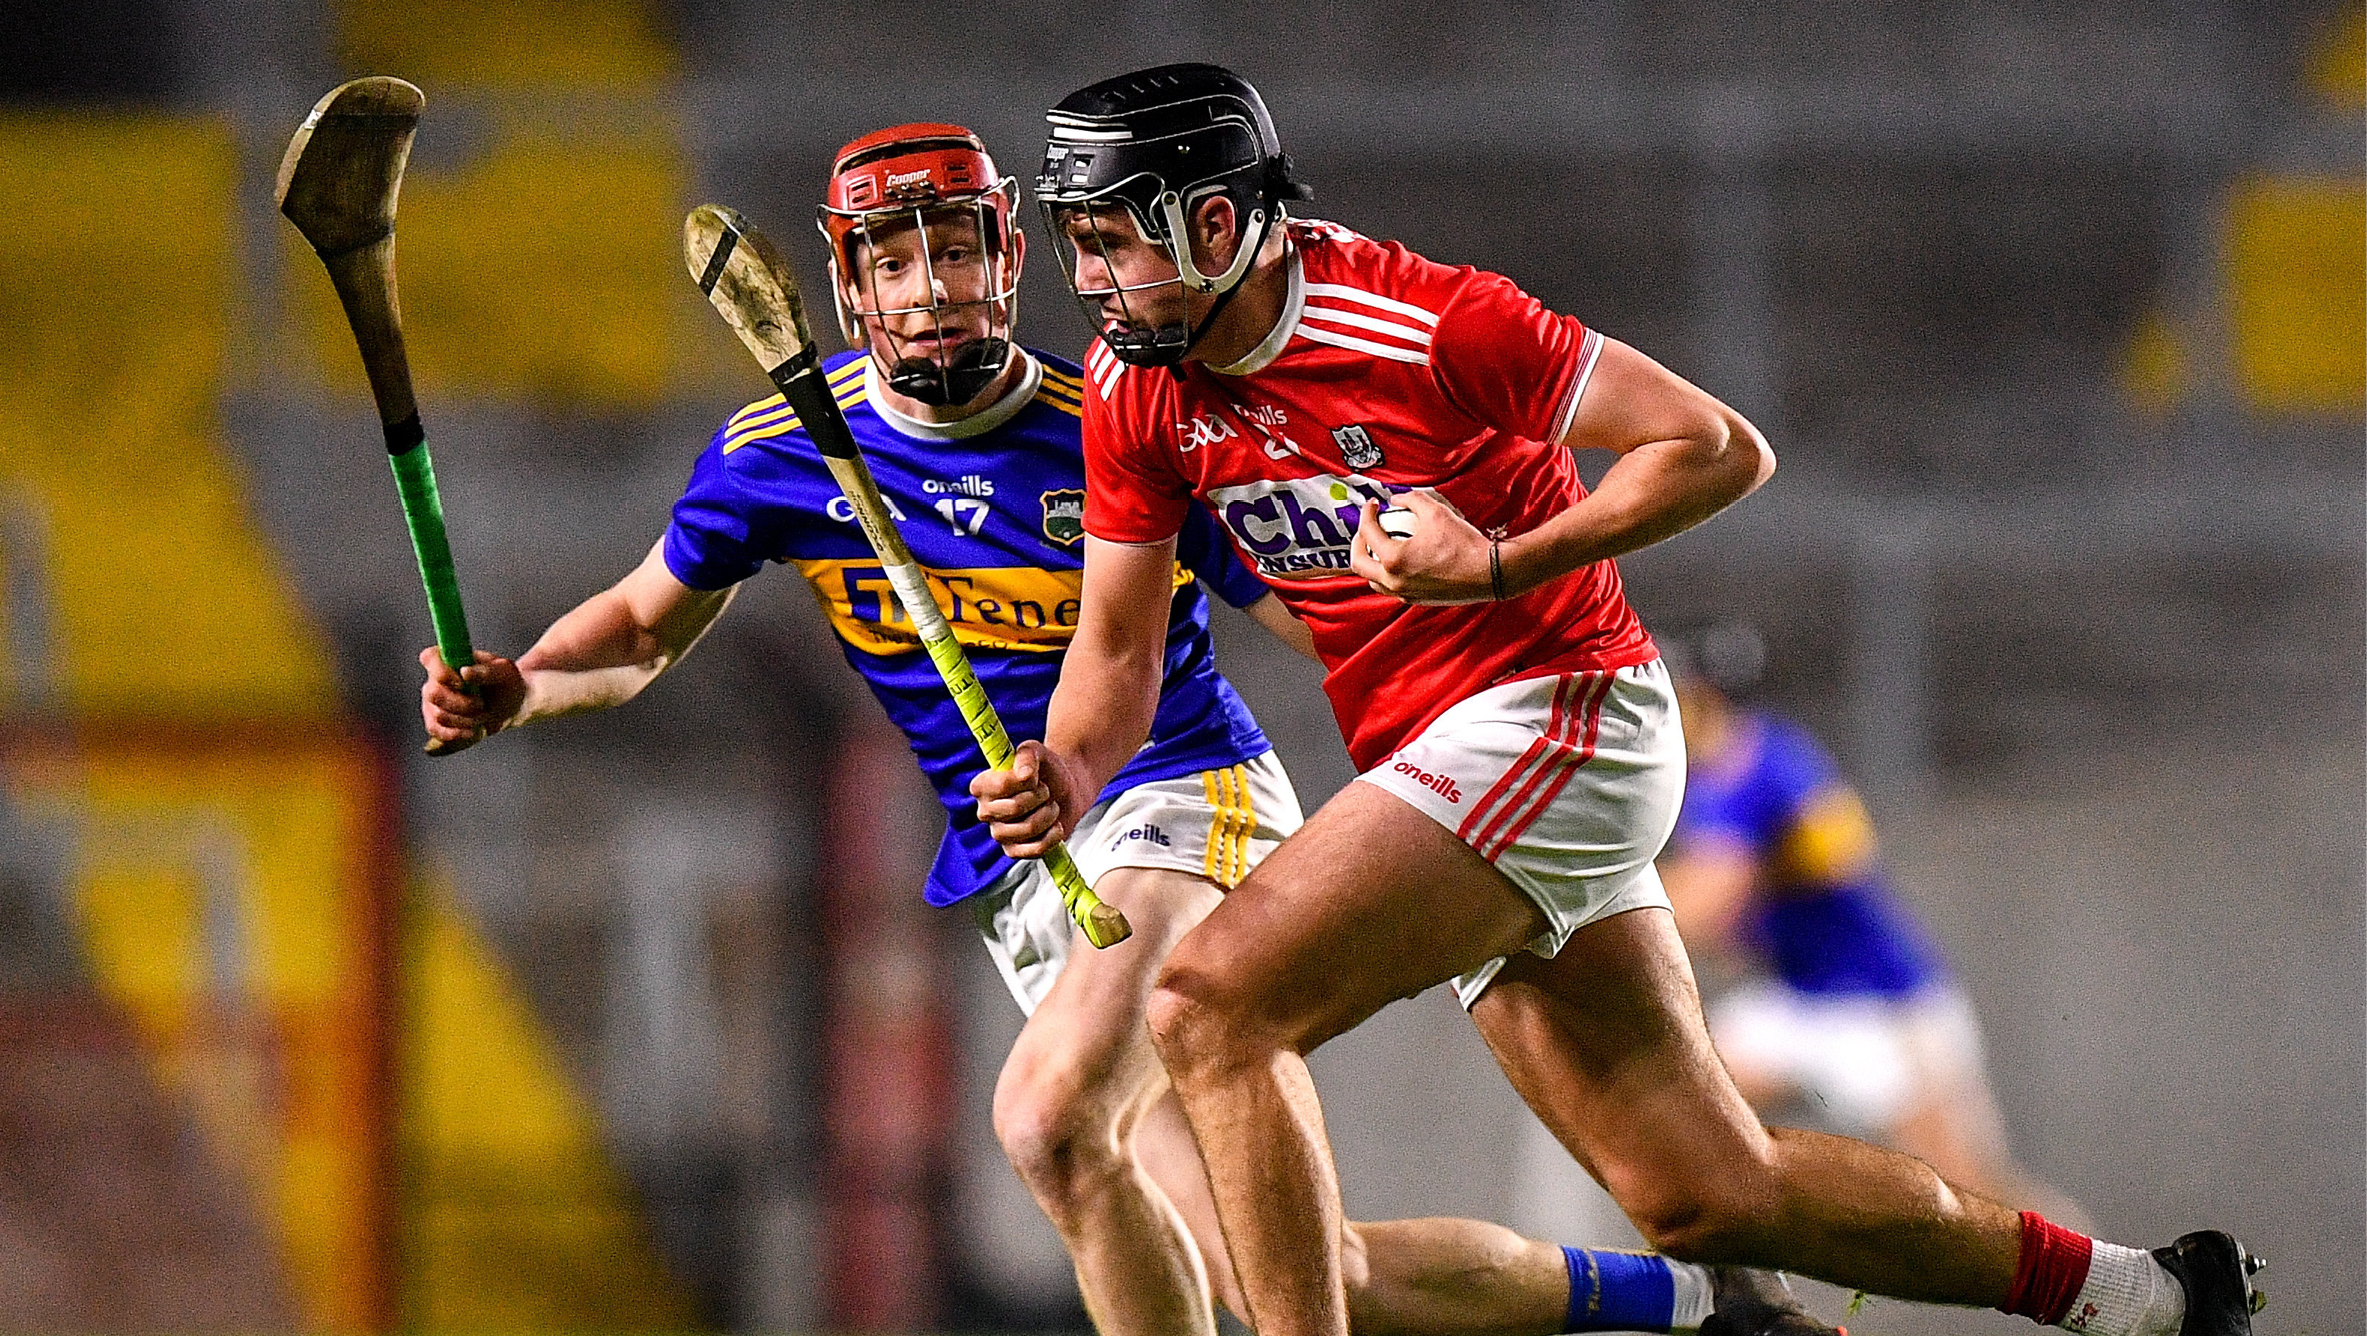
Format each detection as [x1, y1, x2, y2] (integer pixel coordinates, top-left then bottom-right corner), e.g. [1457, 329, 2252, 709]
[817, 123, 1022, 406]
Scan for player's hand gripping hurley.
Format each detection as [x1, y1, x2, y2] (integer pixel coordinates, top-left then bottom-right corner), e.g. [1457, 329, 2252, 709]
[682, 205, 1131, 949]
[276, 77, 476, 755]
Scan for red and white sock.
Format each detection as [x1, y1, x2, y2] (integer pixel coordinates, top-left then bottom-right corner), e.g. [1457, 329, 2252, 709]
[2003, 1212, 2186, 1336]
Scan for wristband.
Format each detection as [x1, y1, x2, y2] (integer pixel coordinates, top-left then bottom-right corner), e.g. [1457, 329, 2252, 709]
[1489, 539, 1506, 602]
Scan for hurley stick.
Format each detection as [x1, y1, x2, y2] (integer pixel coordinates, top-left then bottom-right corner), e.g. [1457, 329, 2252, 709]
[681, 203, 1131, 949]
[276, 76, 475, 755]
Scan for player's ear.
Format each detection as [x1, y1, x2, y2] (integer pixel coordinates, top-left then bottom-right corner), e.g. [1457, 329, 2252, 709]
[1189, 194, 1238, 273]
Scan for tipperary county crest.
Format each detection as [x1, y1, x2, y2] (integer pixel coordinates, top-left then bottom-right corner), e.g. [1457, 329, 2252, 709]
[1040, 488, 1086, 547]
[1332, 423, 1384, 470]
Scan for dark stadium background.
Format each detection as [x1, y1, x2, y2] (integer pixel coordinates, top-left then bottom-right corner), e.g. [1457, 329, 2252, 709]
[0, 2, 2357, 1332]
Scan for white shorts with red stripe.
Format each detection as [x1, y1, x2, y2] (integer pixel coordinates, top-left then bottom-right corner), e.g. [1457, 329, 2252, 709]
[1357, 660, 1684, 1008]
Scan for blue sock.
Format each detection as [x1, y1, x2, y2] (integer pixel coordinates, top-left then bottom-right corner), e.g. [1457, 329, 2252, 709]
[1563, 1245, 1678, 1332]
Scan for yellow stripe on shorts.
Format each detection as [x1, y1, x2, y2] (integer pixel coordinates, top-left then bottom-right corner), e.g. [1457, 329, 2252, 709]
[1200, 763, 1255, 889]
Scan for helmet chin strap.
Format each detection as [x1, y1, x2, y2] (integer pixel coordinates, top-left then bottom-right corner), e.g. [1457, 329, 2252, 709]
[886, 336, 1012, 406]
[1156, 191, 1264, 294]
[1101, 202, 1278, 369]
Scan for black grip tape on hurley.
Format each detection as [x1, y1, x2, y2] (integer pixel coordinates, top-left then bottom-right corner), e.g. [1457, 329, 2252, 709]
[697, 224, 738, 296]
[310, 221, 395, 261]
[383, 411, 426, 455]
[767, 348, 861, 462]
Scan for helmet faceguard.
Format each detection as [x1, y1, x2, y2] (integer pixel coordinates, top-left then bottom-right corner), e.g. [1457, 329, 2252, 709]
[819, 123, 1021, 407]
[1036, 64, 1311, 367]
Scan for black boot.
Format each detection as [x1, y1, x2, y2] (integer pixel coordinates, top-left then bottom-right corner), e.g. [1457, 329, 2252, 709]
[1698, 1266, 1845, 1336]
[2150, 1231, 2266, 1336]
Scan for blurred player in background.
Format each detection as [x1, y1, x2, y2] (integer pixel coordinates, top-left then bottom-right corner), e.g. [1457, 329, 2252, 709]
[1657, 623, 2086, 1224]
[419, 123, 1816, 1336]
[978, 61, 2263, 1336]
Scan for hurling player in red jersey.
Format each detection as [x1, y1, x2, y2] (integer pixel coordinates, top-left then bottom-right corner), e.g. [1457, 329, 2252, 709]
[978, 63, 2262, 1336]
[427, 122, 1826, 1336]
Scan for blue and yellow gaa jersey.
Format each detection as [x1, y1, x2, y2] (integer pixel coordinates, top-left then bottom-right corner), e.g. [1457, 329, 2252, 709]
[1675, 712, 1946, 998]
[663, 349, 1273, 906]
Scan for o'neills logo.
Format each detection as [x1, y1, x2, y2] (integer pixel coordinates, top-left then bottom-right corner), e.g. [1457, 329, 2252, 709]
[1206, 473, 1407, 580]
[1393, 759, 1462, 804]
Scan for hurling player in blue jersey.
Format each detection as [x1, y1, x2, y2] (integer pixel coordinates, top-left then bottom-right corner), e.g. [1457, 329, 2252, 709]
[1657, 625, 2084, 1225]
[416, 124, 1821, 1336]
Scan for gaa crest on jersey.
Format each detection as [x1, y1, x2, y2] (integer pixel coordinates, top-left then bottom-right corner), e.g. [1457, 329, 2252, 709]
[1331, 424, 1384, 470]
[1040, 489, 1086, 547]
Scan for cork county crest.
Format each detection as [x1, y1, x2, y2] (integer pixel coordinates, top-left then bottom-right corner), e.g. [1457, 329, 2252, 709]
[1332, 423, 1384, 470]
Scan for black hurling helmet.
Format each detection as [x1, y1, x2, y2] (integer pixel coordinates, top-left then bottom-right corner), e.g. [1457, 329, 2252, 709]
[1036, 63, 1312, 367]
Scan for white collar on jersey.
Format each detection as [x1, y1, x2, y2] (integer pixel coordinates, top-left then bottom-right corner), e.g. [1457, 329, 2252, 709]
[865, 348, 1045, 441]
[1209, 239, 1305, 378]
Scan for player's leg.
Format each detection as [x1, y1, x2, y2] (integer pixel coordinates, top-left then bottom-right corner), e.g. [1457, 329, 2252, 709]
[1140, 668, 1741, 1336]
[1146, 660, 2196, 1336]
[1469, 904, 2028, 1300]
[1144, 780, 2006, 1333]
[1141, 985, 1762, 1336]
[992, 861, 1226, 1336]
[1148, 1100, 1591, 1336]
[991, 753, 1311, 1334]
[1127, 1089, 1249, 1319]
[1048, 760, 1682, 1336]
[1139, 1015, 1587, 1336]
[1342, 1219, 1571, 1336]
[1147, 1071, 1767, 1336]
[1146, 778, 1555, 1336]
[1471, 908, 2260, 1336]
[999, 827, 1581, 1336]
[1424, 665, 2248, 1335]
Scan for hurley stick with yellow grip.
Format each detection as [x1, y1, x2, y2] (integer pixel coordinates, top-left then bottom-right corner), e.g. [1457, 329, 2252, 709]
[682, 204, 1130, 949]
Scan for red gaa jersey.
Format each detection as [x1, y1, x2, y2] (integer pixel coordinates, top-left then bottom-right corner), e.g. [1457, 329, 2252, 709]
[1082, 219, 1658, 769]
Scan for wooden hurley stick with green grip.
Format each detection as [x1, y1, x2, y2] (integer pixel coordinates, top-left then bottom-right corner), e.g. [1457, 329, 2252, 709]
[276, 77, 476, 755]
[682, 204, 1131, 949]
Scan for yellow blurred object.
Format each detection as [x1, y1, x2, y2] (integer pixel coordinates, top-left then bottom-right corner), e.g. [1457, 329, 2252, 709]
[2307, 8, 2365, 109]
[2119, 307, 2193, 416]
[340, 0, 679, 88]
[1776, 785, 1882, 886]
[0, 113, 338, 720]
[2227, 176, 2367, 414]
[407, 876, 698, 1329]
[0, 115, 220, 435]
[284, 111, 699, 409]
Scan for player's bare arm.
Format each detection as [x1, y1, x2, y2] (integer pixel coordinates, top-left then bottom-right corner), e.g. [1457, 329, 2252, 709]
[418, 540, 733, 751]
[1244, 591, 1319, 660]
[970, 534, 1178, 855]
[1350, 340, 1774, 605]
[1534, 338, 1774, 568]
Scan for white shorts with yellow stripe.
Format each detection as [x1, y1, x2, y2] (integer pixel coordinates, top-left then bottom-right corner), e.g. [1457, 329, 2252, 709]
[971, 751, 1302, 1015]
